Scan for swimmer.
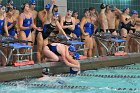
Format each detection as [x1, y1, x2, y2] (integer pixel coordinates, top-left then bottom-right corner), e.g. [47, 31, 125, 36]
[61, 9, 75, 37]
[80, 9, 96, 57]
[19, 3, 42, 45]
[36, 11, 69, 63]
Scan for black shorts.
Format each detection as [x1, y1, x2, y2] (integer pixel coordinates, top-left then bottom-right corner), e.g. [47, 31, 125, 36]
[108, 29, 116, 33]
[100, 29, 109, 33]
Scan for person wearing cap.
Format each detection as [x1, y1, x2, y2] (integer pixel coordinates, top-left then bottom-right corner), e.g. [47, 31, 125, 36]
[42, 41, 80, 73]
[36, 11, 69, 63]
[129, 10, 139, 33]
[80, 9, 95, 57]
[51, 5, 61, 35]
[127, 10, 139, 52]
[99, 3, 109, 33]
[0, 5, 9, 66]
[38, 0, 56, 26]
[96, 3, 109, 56]
[29, 0, 38, 45]
[131, 11, 140, 31]
[120, 7, 132, 39]
[29, 0, 37, 21]
[6, 0, 19, 20]
[38, 4, 51, 26]
[106, 5, 122, 35]
[60, 9, 75, 37]
[6, 7, 17, 38]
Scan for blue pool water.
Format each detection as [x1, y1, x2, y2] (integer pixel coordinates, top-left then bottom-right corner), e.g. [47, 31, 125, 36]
[1, 64, 140, 93]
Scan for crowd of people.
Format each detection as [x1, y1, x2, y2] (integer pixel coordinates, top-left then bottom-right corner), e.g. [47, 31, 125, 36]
[0, 0, 140, 73]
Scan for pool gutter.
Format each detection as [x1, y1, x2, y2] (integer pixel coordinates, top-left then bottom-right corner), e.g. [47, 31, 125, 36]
[0, 53, 140, 82]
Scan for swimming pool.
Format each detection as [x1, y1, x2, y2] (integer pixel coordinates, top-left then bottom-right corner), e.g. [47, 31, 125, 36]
[1, 64, 140, 93]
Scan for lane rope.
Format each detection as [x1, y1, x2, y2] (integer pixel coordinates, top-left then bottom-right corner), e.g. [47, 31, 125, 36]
[101, 67, 140, 70]
[48, 73, 140, 78]
[1, 82, 140, 91]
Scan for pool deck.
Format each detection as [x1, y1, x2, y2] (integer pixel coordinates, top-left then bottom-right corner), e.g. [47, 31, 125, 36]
[0, 53, 140, 82]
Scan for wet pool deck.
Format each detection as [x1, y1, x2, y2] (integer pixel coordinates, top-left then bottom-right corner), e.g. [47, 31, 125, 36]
[0, 53, 140, 82]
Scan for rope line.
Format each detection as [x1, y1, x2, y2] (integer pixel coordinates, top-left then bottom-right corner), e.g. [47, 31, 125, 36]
[1, 82, 140, 91]
[101, 67, 140, 70]
[49, 73, 140, 78]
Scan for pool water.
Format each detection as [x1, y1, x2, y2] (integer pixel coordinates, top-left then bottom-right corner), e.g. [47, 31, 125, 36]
[1, 64, 140, 93]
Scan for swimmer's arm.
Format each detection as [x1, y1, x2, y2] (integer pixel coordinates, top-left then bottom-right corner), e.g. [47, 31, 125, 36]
[115, 7, 122, 14]
[19, 14, 31, 30]
[135, 18, 140, 22]
[60, 17, 71, 29]
[46, 0, 55, 21]
[60, 47, 79, 68]
[120, 15, 131, 24]
[4, 18, 9, 36]
[80, 18, 87, 35]
[34, 11, 38, 25]
[38, 11, 46, 25]
[31, 17, 39, 30]
[56, 21, 69, 40]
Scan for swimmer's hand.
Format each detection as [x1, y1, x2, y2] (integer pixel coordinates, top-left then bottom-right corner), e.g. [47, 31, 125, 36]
[83, 33, 89, 36]
[66, 36, 71, 40]
[5, 33, 9, 36]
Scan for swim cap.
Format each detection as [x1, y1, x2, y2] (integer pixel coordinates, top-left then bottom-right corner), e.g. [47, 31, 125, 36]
[29, 0, 36, 5]
[109, 5, 115, 11]
[131, 10, 138, 15]
[68, 45, 76, 52]
[53, 5, 58, 8]
[13, 5, 16, 9]
[73, 52, 80, 60]
[53, 12, 59, 17]
[45, 4, 51, 10]
[100, 3, 106, 9]
[70, 67, 78, 74]
[7, 0, 13, 5]
[123, 7, 129, 12]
